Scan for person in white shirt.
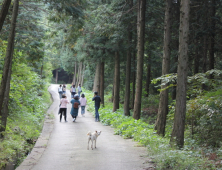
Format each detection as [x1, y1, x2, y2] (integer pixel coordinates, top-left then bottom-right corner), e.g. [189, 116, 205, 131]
[70, 84, 76, 98]
[80, 93, 87, 117]
[58, 84, 63, 99]
[78, 84, 82, 97]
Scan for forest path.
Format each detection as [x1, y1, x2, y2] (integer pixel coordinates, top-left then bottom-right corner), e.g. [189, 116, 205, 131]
[16, 84, 152, 170]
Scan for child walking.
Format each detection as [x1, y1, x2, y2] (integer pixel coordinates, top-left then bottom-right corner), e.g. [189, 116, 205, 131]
[80, 93, 87, 117]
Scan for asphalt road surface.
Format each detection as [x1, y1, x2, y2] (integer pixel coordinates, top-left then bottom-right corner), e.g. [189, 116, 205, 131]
[16, 84, 152, 170]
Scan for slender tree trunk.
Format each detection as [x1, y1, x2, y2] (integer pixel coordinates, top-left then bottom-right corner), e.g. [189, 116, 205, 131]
[194, 39, 199, 74]
[170, 0, 190, 148]
[209, 0, 215, 79]
[0, 0, 12, 31]
[73, 61, 77, 85]
[124, 0, 133, 115]
[171, 1, 180, 100]
[78, 62, 82, 84]
[100, 62, 104, 107]
[93, 62, 101, 92]
[76, 62, 80, 84]
[133, 0, 146, 120]
[155, 0, 172, 136]
[56, 69, 58, 84]
[113, 51, 120, 112]
[145, 55, 151, 97]
[81, 64, 85, 85]
[0, 45, 13, 136]
[0, 0, 19, 136]
[131, 53, 136, 109]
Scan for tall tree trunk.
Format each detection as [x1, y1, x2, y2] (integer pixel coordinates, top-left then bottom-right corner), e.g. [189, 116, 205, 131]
[100, 62, 105, 107]
[76, 62, 80, 84]
[55, 69, 58, 84]
[81, 64, 85, 85]
[124, 0, 133, 116]
[113, 51, 120, 112]
[170, 0, 190, 148]
[131, 52, 136, 109]
[0, 0, 12, 31]
[145, 55, 151, 97]
[194, 39, 199, 74]
[0, 0, 19, 136]
[171, 2, 180, 100]
[155, 0, 172, 136]
[78, 62, 82, 84]
[202, 0, 208, 90]
[0, 45, 13, 136]
[93, 62, 101, 92]
[208, 0, 215, 79]
[133, 0, 146, 120]
[73, 61, 77, 85]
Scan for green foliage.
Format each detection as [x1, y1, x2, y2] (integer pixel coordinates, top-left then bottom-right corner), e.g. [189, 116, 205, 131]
[0, 41, 52, 169]
[186, 89, 222, 147]
[83, 88, 220, 169]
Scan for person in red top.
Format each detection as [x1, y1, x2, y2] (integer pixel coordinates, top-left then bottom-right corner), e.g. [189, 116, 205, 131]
[59, 95, 69, 122]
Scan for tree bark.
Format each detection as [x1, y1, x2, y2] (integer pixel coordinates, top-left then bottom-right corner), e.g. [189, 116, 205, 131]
[145, 55, 151, 97]
[133, 0, 146, 120]
[113, 51, 120, 112]
[155, 0, 172, 136]
[208, 0, 215, 79]
[170, 0, 190, 148]
[0, 0, 19, 136]
[78, 62, 82, 84]
[171, 2, 180, 100]
[93, 62, 101, 92]
[56, 69, 58, 84]
[131, 53, 136, 109]
[124, 0, 133, 116]
[0, 44, 13, 136]
[100, 62, 104, 107]
[73, 61, 77, 85]
[194, 39, 199, 74]
[81, 64, 85, 85]
[0, 0, 12, 31]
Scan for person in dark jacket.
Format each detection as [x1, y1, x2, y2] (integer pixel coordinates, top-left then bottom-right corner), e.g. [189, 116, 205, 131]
[92, 91, 101, 122]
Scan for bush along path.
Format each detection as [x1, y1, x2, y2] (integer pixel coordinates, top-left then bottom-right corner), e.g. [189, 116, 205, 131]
[16, 84, 153, 170]
[84, 90, 222, 170]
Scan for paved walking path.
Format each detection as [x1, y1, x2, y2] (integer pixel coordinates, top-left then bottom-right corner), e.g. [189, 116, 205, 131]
[16, 84, 152, 170]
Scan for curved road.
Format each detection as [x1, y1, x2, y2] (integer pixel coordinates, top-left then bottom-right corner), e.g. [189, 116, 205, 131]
[16, 85, 151, 170]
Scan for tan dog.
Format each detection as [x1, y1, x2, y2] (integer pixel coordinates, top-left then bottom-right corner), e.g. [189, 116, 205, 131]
[87, 131, 102, 150]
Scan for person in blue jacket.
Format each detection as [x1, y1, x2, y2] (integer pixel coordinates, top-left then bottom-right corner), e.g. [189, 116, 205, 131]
[92, 91, 101, 122]
[70, 94, 80, 122]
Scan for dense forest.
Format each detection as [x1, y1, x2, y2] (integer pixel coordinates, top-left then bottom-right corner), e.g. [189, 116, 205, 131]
[0, 0, 222, 169]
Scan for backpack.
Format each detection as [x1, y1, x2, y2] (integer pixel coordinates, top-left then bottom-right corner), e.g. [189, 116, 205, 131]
[73, 102, 79, 109]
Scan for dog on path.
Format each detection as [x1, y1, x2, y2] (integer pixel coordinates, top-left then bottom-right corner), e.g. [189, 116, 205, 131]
[87, 131, 102, 150]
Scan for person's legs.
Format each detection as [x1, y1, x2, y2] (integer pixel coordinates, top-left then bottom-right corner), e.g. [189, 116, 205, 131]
[64, 108, 67, 122]
[81, 106, 84, 114]
[95, 106, 99, 121]
[60, 110, 63, 122]
[59, 92, 62, 99]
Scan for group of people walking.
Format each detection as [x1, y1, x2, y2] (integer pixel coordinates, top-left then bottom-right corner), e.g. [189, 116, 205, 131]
[58, 84, 101, 122]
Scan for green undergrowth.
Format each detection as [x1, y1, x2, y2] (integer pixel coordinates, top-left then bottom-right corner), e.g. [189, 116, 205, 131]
[0, 85, 51, 169]
[84, 89, 220, 170]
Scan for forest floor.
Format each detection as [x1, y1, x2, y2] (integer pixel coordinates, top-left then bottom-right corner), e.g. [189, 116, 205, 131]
[16, 84, 154, 170]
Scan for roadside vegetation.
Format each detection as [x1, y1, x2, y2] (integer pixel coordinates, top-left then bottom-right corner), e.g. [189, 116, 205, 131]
[0, 41, 52, 169]
[84, 87, 222, 170]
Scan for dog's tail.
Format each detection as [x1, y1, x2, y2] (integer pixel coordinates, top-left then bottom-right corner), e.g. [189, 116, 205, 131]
[87, 131, 92, 136]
